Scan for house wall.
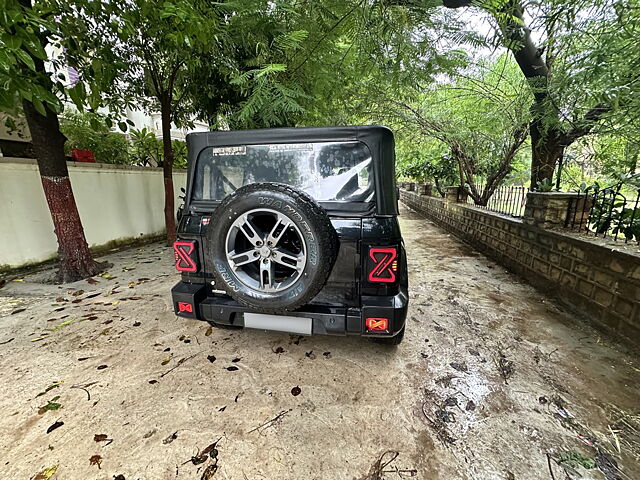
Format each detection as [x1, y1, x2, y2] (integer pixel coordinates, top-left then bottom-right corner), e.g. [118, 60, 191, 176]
[0, 159, 187, 269]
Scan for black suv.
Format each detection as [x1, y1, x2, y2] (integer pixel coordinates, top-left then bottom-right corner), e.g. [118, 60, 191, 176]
[171, 125, 408, 344]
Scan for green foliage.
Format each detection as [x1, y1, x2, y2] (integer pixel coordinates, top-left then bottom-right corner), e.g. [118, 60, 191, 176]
[536, 178, 554, 192]
[558, 451, 596, 470]
[60, 112, 130, 164]
[129, 128, 186, 168]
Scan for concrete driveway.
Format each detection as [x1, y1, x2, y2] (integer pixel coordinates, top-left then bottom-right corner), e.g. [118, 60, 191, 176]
[1, 205, 638, 480]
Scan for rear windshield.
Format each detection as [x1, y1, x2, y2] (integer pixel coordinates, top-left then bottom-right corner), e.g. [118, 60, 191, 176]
[192, 141, 374, 203]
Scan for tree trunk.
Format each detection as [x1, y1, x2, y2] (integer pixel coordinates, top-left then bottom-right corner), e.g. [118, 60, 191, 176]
[160, 99, 177, 245]
[530, 119, 564, 189]
[22, 100, 100, 282]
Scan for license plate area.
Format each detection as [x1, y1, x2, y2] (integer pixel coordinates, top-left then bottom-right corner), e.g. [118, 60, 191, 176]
[243, 313, 312, 335]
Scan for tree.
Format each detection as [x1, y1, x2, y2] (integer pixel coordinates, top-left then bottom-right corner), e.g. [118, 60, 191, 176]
[435, 0, 638, 187]
[0, 0, 105, 282]
[333, 54, 531, 204]
[65, 0, 223, 245]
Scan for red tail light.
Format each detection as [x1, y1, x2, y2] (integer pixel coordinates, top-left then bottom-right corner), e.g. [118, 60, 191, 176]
[177, 302, 193, 313]
[365, 317, 389, 332]
[367, 247, 398, 283]
[173, 241, 198, 272]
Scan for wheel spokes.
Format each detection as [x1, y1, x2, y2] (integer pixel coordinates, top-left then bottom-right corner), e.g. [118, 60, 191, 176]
[229, 250, 259, 269]
[266, 215, 291, 247]
[237, 216, 262, 246]
[272, 249, 304, 271]
[260, 259, 274, 290]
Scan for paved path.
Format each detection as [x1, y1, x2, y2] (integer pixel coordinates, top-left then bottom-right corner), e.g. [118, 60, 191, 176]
[0, 205, 638, 480]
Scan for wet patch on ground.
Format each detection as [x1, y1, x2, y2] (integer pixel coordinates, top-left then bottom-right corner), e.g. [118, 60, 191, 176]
[0, 205, 638, 479]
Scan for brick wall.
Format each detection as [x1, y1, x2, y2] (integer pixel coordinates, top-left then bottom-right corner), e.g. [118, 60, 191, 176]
[401, 189, 640, 344]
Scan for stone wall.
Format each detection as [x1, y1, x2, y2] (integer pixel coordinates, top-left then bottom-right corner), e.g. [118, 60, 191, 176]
[401, 188, 640, 344]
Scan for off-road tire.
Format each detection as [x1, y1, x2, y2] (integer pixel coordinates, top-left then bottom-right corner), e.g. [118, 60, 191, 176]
[206, 183, 338, 313]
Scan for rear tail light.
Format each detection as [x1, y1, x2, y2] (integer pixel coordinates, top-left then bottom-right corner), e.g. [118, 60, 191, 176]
[365, 317, 389, 332]
[367, 247, 398, 283]
[177, 301, 193, 313]
[173, 240, 198, 272]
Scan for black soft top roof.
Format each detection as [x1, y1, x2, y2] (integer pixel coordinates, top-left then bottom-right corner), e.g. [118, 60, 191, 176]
[185, 125, 398, 216]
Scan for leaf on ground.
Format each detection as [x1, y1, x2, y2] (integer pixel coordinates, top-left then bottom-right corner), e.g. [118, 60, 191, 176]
[0, 337, 15, 345]
[559, 450, 596, 470]
[47, 319, 76, 332]
[89, 454, 102, 468]
[86, 277, 99, 284]
[94, 434, 109, 442]
[36, 381, 63, 398]
[200, 463, 218, 480]
[205, 326, 213, 336]
[226, 366, 239, 371]
[161, 357, 172, 366]
[97, 365, 108, 370]
[450, 362, 468, 372]
[231, 357, 241, 363]
[31, 336, 46, 342]
[34, 465, 58, 480]
[207, 355, 216, 363]
[133, 321, 141, 327]
[55, 297, 67, 303]
[163, 431, 178, 445]
[111, 301, 120, 306]
[100, 328, 112, 335]
[71, 290, 84, 296]
[38, 396, 62, 414]
[46, 420, 64, 434]
[11, 308, 26, 315]
[85, 292, 101, 299]
[149, 380, 158, 384]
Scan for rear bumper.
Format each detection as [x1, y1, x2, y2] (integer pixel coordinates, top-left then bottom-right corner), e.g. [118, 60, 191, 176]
[171, 281, 408, 337]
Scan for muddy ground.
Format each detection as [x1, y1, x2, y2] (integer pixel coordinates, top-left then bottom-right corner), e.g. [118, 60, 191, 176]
[0, 205, 639, 480]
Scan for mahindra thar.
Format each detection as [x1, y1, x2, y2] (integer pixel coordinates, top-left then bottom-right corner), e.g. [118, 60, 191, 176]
[171, 125, 408, 344]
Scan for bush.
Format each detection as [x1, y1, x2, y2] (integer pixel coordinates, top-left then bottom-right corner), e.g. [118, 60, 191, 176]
[129, 127, 187, 168]
[60, 112, 131, 164]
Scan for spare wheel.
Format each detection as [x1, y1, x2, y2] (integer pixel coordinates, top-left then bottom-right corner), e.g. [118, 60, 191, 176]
[206, 183, 338, 312]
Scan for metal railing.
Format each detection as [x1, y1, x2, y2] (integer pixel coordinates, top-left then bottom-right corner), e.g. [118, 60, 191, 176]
[464, 184, 527, 218]
[568, 182, 640, 244]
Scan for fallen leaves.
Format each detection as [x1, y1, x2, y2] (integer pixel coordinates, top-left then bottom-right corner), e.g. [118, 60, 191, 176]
[46, 420, 64, 434]
[35, 381, 63, 398]
[38, 396, 62, 414]
[33, 465, 58, 480]
[94, 433, 113, 446]
[163, 431, 178, 445]
[205, 326, 213, 336]
[89, 454, 102, 469]
[11, 308, 26, 315]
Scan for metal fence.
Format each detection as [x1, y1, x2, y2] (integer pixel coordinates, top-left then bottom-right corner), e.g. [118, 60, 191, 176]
[567, 183, 640, 244]
[464, 184, 528, 218]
